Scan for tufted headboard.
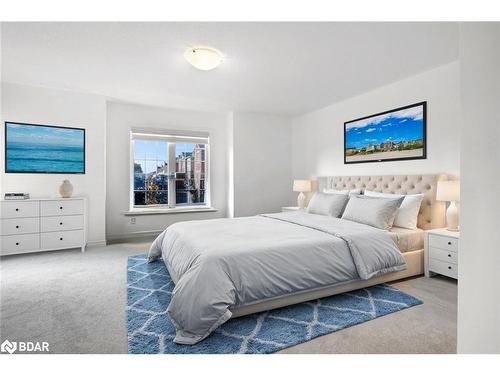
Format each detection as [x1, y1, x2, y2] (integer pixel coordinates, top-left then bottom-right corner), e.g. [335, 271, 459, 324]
[317, 174, 448, 230]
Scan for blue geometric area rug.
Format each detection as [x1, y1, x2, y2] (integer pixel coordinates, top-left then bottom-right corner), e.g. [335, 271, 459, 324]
[127, 254, 422, 354]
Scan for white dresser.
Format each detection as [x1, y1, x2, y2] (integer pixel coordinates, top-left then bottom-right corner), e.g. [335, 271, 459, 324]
[0, 198, 87, 256]
[424, 228, 459, 279]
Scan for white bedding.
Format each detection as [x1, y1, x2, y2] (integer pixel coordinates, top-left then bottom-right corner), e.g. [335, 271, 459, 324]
[389, 227, 424, 252]
[148, 211, 406, 344]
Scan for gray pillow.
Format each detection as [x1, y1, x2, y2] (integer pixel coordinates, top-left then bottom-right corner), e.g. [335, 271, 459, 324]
[307, 192, 349, 217]
[341, 195, 404, 229]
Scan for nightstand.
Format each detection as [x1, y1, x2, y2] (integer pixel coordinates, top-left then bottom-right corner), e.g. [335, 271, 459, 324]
[281, 206, 302, 212]
[424, 228, 459, 279]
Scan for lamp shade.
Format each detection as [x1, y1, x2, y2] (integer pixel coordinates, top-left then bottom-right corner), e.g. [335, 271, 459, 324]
[436, 180, 460, 202]
[293, 180, 312, 193]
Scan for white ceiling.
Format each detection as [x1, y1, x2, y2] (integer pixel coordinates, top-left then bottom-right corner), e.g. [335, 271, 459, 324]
[1, 22, 459, 116]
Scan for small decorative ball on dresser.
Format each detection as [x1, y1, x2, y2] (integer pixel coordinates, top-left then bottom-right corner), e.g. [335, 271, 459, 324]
[59, 180, 74, 198]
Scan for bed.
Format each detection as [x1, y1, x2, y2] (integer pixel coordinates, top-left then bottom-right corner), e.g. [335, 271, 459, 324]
[148, 174, 447, 344]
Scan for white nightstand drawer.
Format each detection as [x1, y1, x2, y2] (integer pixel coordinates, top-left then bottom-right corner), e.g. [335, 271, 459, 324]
[1, 233, 40, 254]
[41, 230, 84, 249]
[0, 217, 39, 236]
[0, 201, 39, 219]
[41, 215, 84, 232]
[429, 234, 458, 252]
[429, 258, 458, 279]
[429, 246, 458, 264]
[41, 200, 84, 217]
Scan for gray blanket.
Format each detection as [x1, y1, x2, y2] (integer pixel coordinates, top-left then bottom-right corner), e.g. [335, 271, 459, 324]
[148, 211, 406, 344]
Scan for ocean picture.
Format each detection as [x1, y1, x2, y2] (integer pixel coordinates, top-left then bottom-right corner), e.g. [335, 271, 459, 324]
[344, 102, 426, 164]
[5, 122, 85, 173]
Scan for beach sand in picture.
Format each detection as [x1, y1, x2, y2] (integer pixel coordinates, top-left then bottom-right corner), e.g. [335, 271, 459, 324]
[346, 148, 423, 162]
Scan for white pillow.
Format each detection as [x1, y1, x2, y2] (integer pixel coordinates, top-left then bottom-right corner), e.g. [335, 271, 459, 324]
[307, 192, 349, 217]
[364, 190, 424, 229]
[341, 195, 404, 230]
[323, 188, 361, 196]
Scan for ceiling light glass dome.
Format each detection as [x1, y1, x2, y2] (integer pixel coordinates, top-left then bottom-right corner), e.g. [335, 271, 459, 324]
[184, 46, 223, 71]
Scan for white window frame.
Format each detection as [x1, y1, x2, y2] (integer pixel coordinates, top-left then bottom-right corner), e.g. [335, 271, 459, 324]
[129, 129, 210, 211]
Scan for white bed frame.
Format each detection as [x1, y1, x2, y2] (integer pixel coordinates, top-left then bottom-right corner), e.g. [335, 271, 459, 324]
[231, 174, 447, 318]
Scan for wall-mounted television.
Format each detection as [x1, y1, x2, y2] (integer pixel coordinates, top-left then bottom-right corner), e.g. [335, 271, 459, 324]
[344, 101, 427, 164]
[5, 122, 85, 174]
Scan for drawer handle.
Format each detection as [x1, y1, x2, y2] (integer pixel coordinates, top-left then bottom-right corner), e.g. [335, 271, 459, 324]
[15, 208, 19, 212]
[59, 206, 63, 210]
[15, 225, 19, 229]
[448, 241, 452, 245]
[448, 266, 452, 270]
[16, 242, 19, 246]
[60, 237, 63, 241]
[448, 254, 452, 257]
[59, 222, 63, 225]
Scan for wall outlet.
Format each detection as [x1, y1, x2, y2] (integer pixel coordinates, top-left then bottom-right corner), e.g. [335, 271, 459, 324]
[130, 217, 136, 225]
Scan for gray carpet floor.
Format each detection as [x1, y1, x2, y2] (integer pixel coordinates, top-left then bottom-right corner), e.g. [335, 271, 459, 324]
[0, 238, 457, 354]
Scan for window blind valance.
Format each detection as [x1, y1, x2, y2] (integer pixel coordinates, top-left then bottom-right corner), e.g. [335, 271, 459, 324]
[131, 128, 209, 144]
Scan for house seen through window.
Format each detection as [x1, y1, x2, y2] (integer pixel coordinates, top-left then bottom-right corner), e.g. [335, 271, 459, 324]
[131, 131, 208, 209]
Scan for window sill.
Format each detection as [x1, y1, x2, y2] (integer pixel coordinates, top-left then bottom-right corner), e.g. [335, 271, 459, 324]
[124, 207, 218, 216]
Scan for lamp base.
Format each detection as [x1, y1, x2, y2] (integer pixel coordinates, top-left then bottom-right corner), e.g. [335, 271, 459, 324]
[297, 192, 306, 210]
[445, 201, 459, 232]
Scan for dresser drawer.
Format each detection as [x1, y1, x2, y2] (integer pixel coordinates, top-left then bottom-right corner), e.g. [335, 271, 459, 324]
[0, 201, 39, 219]
[428, 234, 458, 252]
[0, 217, 39, 236]
[41, 230, 84, 249]
[41, 215, 84, 232]
[41, 200, 84, 217]
[429, 246, 458, 265]
[429, 258, 458, 279]
[1, 233, 40, 255]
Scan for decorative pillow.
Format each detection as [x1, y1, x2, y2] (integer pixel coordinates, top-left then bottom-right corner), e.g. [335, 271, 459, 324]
[364, 190, 424, 229]
[323, 188, 361, 196]
[341, 195, 404, 230]
[307, 192, 349, 217]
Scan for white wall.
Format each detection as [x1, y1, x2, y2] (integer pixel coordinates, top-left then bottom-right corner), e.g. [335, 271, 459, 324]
[291, 62, 460, 180]
[0, 82, 107, 245]
[106, 101, 229, 240]
[226, 112, 235, 218]
[457, 23, 500, 354]
[232, 112, 294, 216]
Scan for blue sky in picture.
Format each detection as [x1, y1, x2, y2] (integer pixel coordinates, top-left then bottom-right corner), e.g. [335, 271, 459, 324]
[7, 123, 83, 147]
[345, 105, 424, 150]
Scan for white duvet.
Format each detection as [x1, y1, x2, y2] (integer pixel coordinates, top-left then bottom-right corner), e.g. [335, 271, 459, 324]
[148, 211, 406, 344]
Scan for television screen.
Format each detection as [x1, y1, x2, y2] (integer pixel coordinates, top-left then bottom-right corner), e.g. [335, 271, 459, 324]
[344, 102, 426, 164]
[5, 122, 85, 174]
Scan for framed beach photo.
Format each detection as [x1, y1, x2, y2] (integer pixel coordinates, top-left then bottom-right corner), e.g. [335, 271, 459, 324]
[5, 122, 85, 174]
[344, 102, 427, 164]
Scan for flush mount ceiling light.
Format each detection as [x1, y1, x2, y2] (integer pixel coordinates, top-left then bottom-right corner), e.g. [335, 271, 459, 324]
[184, 46, 223, 71]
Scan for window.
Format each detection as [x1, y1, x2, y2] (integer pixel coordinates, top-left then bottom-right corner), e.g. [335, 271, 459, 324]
[131, 130, 209, 210]
[132, 139, 169, 206]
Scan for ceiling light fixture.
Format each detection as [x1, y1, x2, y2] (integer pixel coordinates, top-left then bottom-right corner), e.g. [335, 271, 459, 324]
[184, 46, 223, 71]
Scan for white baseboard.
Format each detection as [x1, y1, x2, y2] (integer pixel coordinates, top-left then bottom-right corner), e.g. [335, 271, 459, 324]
[106, 230, 162, 244]
[87, 240, 107, 248]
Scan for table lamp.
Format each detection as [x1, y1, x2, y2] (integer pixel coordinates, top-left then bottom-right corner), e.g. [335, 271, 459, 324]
[293, 180, 312, 209]
[436, 180, 460, 231]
